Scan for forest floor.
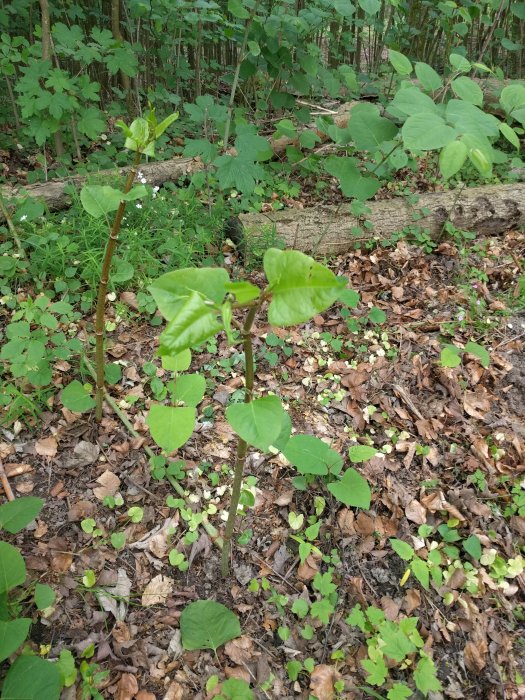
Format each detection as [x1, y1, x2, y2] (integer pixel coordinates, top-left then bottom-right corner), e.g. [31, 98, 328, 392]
[2, 228, 525, 700]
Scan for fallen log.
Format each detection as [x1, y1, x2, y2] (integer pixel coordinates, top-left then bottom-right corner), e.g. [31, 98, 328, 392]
[0, 156, 203, 216]
[240, 183, 525, 254]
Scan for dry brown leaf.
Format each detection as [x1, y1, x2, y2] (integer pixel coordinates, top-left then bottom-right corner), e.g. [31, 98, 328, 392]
[74, 441, 100, 466]
[35, 436, 57, 457]
[136, 692, 156, 700]
[224, 666, 251, 683]
[463, 390, 491, 419]
[464, 640, 487, 673]
[403, 588, 421, 614]
[162, 681, 184, 700]
[405, 499, 427, 525]
[115, 673, 138, 700]
[224, 636, 256, 665]
[68, 500, 96, 522]
[142, 574, 174, 607]
[381, 596, 400, 621]
[16, 481, 34, 494]
[93, 470, 121, 500]
[297, 554, 319, 581]
[337, 508, 355, 535]
[309, 664, 338, 700]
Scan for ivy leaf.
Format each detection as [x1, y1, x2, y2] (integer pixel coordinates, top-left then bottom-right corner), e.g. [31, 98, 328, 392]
[327, 468, 371, 508]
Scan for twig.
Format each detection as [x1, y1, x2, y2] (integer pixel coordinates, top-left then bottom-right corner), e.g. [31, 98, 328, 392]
[0, 191, 26, 259]
[0, 461, 15, 501]
[493, 331, 525, 350]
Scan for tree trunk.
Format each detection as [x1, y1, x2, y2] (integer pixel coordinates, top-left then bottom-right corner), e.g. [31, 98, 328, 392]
[239, 183, 525, 254]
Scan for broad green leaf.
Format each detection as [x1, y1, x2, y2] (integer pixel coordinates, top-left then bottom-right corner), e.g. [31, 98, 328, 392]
[359, 0, 381, 15]
[464, 341, 490, 368]
[162, 349, 192, 372]
[288, 512, 304, 530]
[0, 618, 31, 662]
[1, 654, 61, 700]
[411, 557, 430, 590]
[0, 497, 43, 534]
[334, 0, 355, 17]
[61, 380, 96, 413]
[55, 650, 77, 688]
[226, 396, 287, 452]
[225, 281, 260, 304]
[217, 678, 254, 700]
[213, 154, 264, 193]
[499, 122, 520, 150]
[248, 40, 260, 56]
[146, 404, 196, 453]
[173, 374, 206, 407]
[264, 249, 345, 326]
[463, 534, 482, 560]
[468, 146, 492, 177]
[390, 87, 439, 117]
[449, 53, 471, 73]
[159, 292, 223, 357]
[327, 468, 371, 508]
[388, 49, 412, 76]
[0, 542, 26, 594]
[338, 288, 360, 308]
[324, 156, 381, 200]
[440, 346, 461, 368]
[228, 0, 250, 19]
[414, 653, 442, 694]
[402, 114, 457, 151]
[34, 583, 55, 610]
[439, 140, 468, 179]
[283, 435, 342, 475]
[154, 112, 179, 138]
[80, 185, 122, 217]
[415, 62, 442, 92]
[234, 125, 273, 162]
[348, 445, 377, 463]
[390, 538, 414, 561]
[500, 84, 525, 115]
[273, 410, 292, 452]
[446, 100, 500, 137]
[180, 600, 241, 650]
[368, 306, 386, 324]
[110, 532, 126, 549]
[348, 103, 398, 152]
[451, 77, 483, 106]
[150, 268, 230, 320]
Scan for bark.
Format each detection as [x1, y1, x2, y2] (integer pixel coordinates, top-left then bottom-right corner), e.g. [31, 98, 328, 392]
[240, 183, 525, 254]
[0, 157, 202, 218]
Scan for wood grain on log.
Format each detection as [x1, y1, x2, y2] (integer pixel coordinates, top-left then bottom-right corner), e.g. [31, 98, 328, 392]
[240, 183, 525, 254]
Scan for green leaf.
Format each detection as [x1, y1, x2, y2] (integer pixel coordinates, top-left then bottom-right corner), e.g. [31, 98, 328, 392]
[61, 380, 96, 413]
[451, 77, 483, 106]
[161, 349, 192, 372]
[76, 107, 105, 139]
[348, 103, 398, 152]
[283, 435, 342, 475]
[380, 621, 417, 661]
[34, 583, 55, 610]
[402, 114, 457, 151]
[213, 154, 264, 193]
[264, 248, 345, 327]
[362, 655, 388, 686]
[449, 53, 471, 73]
[0, 618, 31, 662]
[147, 404, 196, 453]
[228, 0, 250, 19]
[327, 468, 371, 508]
[1, 654, 61, 700]
[499, 122, 520, 150]
[0, 542, 26, 594]
[439, 140, 468, 179]
[368, 307, 386, 324]
[180, 600, 241, 651]
[387, 683, 413, 700]
[464, 341, 490, 368]
[55, 649, 77, 688]
[415, 62, 442, 92]
[225, 281, 260, 304]
[325, 156, 381, 200]
[390, 538, 414, 561]
[390, 87, 439, 117]
[105, 363, 122, 385]
[0, 497, 43, 534]
[159, 292, 223, 357]
[173, 374, 206, 407]
[359, 0, 381, 15]
[234, 125, 273, 162]
[110, 532, 126, 549]
[414, 653, 442, 695]
[150, 268, 230, 320]
[463, 534, 482, 560]
[154, 112, 179, 138]
[339, 288, 360, 308]
[388, 49, 413, 75]
[348, 445, 377, 463]
[411, 557, 430, 590]
[80, 185, 122, 218]
[446, 100, 500, 138]
[500, 84, 525, 115]
[218, 678, 254, 700]
[440, 346, 461, 368]
[226, 396, 287, 452]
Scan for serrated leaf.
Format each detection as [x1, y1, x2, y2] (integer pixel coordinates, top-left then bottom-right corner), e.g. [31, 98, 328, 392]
[390, 538, 415, 561]
[327, 468, 371, 508]
[180, 600, 241, 650]
[414, 653, 442, 694]
[146, 404, 196, 453]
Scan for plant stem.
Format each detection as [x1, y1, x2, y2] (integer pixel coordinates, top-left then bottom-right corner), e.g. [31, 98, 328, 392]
[0, 192, 26, 259]
[221, 305, 258, 576]
[94, 151, 142, 421]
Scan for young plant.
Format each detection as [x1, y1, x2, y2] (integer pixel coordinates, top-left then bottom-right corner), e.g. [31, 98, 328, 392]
[147, 249, 370, 575]
[78, 107, 177, 420]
